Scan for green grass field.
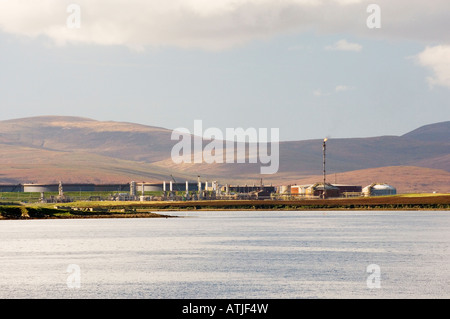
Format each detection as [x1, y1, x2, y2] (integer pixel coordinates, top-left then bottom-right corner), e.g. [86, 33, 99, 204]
[0, 191, 167, 203]
[397, 193, 448, 197]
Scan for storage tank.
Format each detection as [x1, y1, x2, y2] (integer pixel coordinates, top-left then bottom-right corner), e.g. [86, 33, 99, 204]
[139, 183, 164, 192]
[279, 185, 291, 194]
[363, 183, 396, 196]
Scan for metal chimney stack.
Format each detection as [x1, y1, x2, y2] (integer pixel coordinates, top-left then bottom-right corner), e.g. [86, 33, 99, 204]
[323, 138, 328, 198]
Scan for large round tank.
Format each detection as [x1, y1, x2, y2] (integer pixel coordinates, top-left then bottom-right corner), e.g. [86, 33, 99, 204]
[23, 184, 59, 192]
[145, 185, 164, 192]
[279, 185, 291, 194]
[363, 183, 396, 196]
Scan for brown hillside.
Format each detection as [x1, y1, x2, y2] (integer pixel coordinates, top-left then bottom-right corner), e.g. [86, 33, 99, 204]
[0, 116, 448, 192]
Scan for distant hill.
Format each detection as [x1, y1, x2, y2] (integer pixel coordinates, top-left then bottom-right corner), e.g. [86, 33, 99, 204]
[0, 116, 448, 193]
[0, 116, 174, 162]
[402, 121, 450, 143]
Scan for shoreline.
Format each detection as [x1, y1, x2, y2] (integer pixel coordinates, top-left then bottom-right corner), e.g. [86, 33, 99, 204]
[0, 210, 175, 220]
[1, 195, 449, 219]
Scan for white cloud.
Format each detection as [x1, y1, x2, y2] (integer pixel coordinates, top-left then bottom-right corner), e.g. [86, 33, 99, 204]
[0, 0, 327, 51]
[335, 85, 355, 92]
[325, 39, 362, 52]
[0, 0, 449, 51]
[313, 89, 325, 97]
[314, 85, 355, 97]
[416, 45, 450, 89]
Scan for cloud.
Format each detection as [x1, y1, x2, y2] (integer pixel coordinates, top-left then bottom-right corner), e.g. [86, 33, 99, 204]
[335, 85, 355, 92]
[325, 39, 362, 52]
[416, 45, 450, 89]
[314, 85, 355, 97]
[313, 89, 325, 97]
[0, 0, 450, 51]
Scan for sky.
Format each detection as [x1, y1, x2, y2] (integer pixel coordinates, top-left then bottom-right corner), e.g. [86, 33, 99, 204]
[0, 0, 449, 141]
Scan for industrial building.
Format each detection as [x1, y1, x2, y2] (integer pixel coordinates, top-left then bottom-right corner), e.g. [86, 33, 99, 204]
[1, 178, 278, 202]
[0, 137, 400, 202]
[285, 183, 363, 198]
[284, 182, 396, 198]
[221, 185, 276, 194]
[2, 181, 202, 194]
[290, 183, 340, 198]
[1, 179, 395, 202]
[0, 184, 23, 192]
[333, 184, 363, 197]
[281, 138, 392, 199]
[21, 183, 130, 193]
[136, 182, 201, 193]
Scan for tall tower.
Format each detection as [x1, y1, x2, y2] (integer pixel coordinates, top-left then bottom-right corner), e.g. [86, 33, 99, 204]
[323, 138, 327, 198]
[130, 181, 137, 197]
[58, 181, 64, 197]
[57, 181, 67, 202]
[198, 176, 203, 199]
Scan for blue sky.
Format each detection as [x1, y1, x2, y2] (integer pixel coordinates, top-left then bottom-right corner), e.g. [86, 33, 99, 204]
[0, 0, 449, 141]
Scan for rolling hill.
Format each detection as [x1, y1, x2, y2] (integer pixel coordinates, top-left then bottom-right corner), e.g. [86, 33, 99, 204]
[0, 116, 448, 193]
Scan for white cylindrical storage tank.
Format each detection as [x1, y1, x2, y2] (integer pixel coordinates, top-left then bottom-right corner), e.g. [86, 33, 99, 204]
[23, 184, 58, 192]
[362, 185, 371, 197]
[144, 184, 164, 192]
[371, 184, 396, 196]
[279, 185, 291, 194]
[363, 183, 396, 196]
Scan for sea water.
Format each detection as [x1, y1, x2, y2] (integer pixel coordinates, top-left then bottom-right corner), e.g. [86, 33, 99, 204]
[0, 211, 448, 299]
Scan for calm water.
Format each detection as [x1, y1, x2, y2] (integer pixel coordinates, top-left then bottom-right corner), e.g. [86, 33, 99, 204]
[0, 211, 449, 299]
